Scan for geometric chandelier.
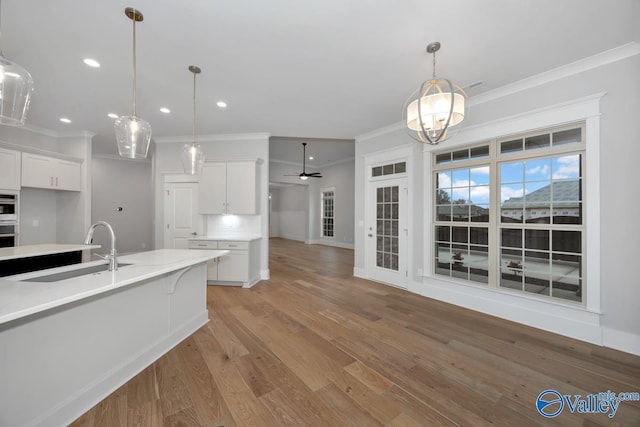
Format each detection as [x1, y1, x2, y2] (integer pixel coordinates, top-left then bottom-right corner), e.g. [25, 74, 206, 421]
[403, 42, 469, 144]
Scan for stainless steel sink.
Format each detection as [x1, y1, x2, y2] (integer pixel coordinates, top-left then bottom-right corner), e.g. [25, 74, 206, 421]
[22, 263, 131, 282]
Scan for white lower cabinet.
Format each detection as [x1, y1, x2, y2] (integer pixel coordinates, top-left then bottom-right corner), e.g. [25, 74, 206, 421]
[188, 239, 260, 287]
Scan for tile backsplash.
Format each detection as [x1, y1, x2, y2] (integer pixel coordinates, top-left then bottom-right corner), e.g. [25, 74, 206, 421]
[205, 214, 261, 235]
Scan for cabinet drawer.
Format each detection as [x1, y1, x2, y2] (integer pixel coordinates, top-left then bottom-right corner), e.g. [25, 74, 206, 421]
[188, 240, 218, 249]
[218, 241, 248, 250]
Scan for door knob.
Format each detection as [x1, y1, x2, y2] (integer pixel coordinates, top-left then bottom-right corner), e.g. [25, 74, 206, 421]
[367, 233, 373, 237]
[190, 232, 197, 236]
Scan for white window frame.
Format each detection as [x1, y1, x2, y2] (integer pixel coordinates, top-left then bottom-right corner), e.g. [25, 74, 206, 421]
[321, 187, 335, 239]
[423, 93, 604, 315]
[432, 124, 586, 305]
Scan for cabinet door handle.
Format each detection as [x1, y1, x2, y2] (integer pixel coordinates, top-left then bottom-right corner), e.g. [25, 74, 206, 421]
[55, 177, 58, 186]
[50, 176, 54, 186]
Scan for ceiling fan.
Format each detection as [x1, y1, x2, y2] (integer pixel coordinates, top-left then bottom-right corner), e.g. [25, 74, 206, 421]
[285, 142, 322, 180]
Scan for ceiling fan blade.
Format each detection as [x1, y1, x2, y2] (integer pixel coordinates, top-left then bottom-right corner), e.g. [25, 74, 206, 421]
[284, 174, 300, 176]
[307, 172, 322, 176]
[310, 175, 323, 178]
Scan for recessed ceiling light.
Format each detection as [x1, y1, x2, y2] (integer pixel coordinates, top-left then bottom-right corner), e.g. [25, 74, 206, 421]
[59, 117, 72, 124]
[309, 156, 314, 160]
[108, 113, 119, 119]
[160, 107, 171, 114]
[216, 101, 227, 108]
[83, 58, 101, 68]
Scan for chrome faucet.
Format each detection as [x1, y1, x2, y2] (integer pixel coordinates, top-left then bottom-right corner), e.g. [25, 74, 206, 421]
[84, 221, 118, 271]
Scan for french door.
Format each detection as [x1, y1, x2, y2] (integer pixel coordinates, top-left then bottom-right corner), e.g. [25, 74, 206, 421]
[366, 177, 408, 288]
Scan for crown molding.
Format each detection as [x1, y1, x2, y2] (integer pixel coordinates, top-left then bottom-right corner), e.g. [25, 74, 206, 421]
[154, 132, 271, 144]
[356, 42, 639, 143]
[18, 124, 95, 139]
[471, 41, 640, 106]
[92, 152, 152, 163]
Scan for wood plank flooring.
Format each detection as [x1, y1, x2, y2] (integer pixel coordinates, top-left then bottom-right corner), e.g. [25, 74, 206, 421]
[72, 238, 640, 426]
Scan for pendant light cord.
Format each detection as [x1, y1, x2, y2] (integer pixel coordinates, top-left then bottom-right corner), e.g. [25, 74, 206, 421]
[192, 70, 196, 144]
[132, 13, 137, 117]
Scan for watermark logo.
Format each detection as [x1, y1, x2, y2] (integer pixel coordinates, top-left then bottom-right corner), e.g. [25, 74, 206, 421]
[536, 389, 564, 418]
[536, 389, 640, 419]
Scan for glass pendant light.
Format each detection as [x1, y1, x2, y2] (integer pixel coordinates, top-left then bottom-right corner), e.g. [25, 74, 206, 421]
[0, 0, 34, 126]
[115, 8, 151, 159]
[182, 65, 205, 175]
[403, 42, 469, 144]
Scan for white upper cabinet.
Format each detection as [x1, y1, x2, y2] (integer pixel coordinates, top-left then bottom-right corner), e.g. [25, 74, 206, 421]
[21, 153, 81, 191]
[199, 161, 257, 214]
[0, 148, 21, 190]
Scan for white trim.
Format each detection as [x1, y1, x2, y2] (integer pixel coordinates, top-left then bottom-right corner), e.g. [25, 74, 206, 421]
[414, 276, 602, 345]
[154, 132, 270, 144]
[602, 328, 640, 356]
[308, 239, 354, 250]
[353, 266, 366, 278]
[93, 152, 152, 163]
[0, 140, 84, 163]
[422, 92, 606, 152]
[162, 172, 200, 183]
[260, 269, 270, 280]
[471, 42, 640, 106]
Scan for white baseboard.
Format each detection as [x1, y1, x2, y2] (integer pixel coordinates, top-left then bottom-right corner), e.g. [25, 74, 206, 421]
[414, 277, 603, 345]
[308, 239, 354, 250]
[602, 328, 640, 356]
[37, 312, 208, 427]
[353, 267, 366, 278]
[260, 269, 270, 280]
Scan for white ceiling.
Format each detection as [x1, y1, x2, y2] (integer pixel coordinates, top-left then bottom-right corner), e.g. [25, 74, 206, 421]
[3, 0, 639, 159]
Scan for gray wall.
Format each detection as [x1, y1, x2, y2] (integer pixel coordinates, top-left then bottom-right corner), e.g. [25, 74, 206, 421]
[91, 156, 153, 254]
[269, 185, 308, 242]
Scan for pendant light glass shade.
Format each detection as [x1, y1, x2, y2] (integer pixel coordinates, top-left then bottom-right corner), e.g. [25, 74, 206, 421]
[115, 115, 152, 159]
[0, 0, 34, 126]
[0, 54, 33, 125]
[403, 42, 468, 144]
[182, 65, 204, 175]
[116, 8, 151, 159]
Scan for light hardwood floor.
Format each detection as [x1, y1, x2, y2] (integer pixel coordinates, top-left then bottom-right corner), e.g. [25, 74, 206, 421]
[72, 238, 640, 426]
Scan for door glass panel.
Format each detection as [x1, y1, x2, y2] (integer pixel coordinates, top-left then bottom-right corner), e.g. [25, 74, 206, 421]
[376, 185, 399, 271]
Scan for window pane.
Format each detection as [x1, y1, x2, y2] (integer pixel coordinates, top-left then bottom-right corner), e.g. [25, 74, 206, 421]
[552, 155, 580, 179]
[469, 245, 489, 283]
[394, 162, 406, 173]
[553, 128, 581, 146]
[435, 243, 451, 276]
[470, 166, 490, 185]
[437, 205, 452, 221]
[451, 227, 468, 243]
[525, 229, 549, 250]
[436, 171, 451, 189]
[383, 164, 394, 175]
[452, 205, 469, 222]
[552, 231, 581, 253]
[470, 204, 489, 222]
[452, 169, 469, 187]
[436, 188, 451, 204]
[525, 134, 550, 150]
[452, 149, 469, 162]
[470, 227, 488, 245]
[470, 145, 490, 159]
[436, 226, 451, 243]
[525, 158, 551, 181]
[501, 162, 523, 183]
[372, 166, 382, 177]
[501, 248, 523, 290]
[501, 228, 522, 248]
[501, 139, 523, 154]
[436, 153, 452, 164]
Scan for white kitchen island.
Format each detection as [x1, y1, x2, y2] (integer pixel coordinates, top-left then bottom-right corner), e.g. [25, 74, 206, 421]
[0, 248, 228, 427]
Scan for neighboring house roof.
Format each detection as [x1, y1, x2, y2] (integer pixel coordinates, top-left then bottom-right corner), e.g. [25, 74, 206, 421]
[502, 180, 580, 208]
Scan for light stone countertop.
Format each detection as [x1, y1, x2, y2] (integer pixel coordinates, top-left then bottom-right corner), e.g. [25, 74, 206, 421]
[0, 249, 228, 325]
[0, 244, 101, 261]
[188, 234, 262, 242]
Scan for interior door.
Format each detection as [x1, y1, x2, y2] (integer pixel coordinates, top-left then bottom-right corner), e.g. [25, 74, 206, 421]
[164, 182, 199, 249]
[366, 177, 408, 288]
